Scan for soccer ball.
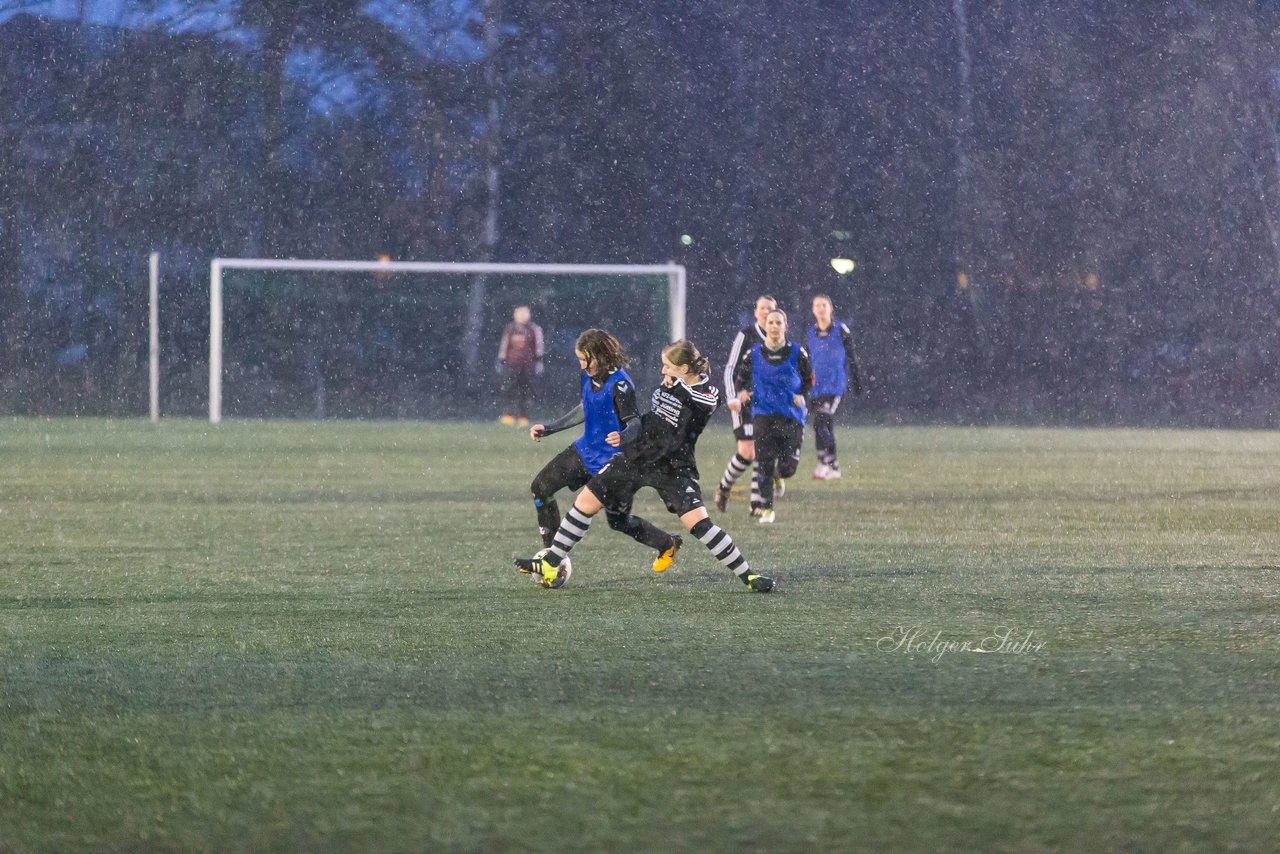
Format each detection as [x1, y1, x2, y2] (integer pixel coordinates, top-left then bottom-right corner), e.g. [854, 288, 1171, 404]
[535, 548, 572, 589]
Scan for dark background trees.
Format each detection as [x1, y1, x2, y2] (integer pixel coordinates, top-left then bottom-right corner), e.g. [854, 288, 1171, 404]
[1, 0, 1279, 424]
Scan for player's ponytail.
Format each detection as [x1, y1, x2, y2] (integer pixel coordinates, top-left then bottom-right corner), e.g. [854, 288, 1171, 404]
[663, 340, 710, 376]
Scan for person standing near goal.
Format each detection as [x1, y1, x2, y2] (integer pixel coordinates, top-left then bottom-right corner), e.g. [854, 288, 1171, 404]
[527, 329, 640, 549]
[732, 308, 813, 524]
[715, 294, 777, 514]
[807, 294, 864, 480]
[516, 339, 776, 593]
[496, 305, 544, 425]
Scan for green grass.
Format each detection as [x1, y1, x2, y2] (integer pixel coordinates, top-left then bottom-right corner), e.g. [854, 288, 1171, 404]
[1, 418, 1278, 851]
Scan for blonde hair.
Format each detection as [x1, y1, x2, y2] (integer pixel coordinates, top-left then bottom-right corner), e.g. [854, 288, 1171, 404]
[662, 339, 710, 375]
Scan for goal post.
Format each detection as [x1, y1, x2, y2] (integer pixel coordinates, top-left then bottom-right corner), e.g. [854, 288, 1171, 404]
[208, 258, 687, 423]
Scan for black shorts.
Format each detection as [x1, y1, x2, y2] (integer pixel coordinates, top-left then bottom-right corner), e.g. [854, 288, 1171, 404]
[531, 443, 594, 497]
[754, 415, 804, 463]
[586, 454, 705, 518]
[731, 402, 754, 441]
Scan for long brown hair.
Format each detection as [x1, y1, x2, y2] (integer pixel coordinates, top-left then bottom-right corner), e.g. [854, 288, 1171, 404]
[575, 329, 630, 374]
[662, 339, 711, 375]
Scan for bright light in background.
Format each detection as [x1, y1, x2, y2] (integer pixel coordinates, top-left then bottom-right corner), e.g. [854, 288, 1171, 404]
[679, 234, 693, 246]
[830, 257, 855, 275]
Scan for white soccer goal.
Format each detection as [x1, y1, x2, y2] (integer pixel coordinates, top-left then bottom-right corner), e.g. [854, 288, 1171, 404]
[207, 258, 687, 423]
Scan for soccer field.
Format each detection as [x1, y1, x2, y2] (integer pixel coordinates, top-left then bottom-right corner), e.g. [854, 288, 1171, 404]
[1, 418, 1278, 851]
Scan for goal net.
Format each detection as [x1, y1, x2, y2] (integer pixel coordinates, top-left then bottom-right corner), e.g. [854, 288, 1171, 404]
[207, 259, 686, 422]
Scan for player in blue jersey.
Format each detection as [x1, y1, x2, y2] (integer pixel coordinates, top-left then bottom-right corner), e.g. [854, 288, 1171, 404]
[517, 340, 775, 592]
[527, 329, 640, 548]
[732, 309, 813, 524]
[807, 294, 864, 480]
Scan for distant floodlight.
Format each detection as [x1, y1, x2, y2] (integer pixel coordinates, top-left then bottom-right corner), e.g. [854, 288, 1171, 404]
[830, 257, 856, 275]
[680, 234, 694, 246]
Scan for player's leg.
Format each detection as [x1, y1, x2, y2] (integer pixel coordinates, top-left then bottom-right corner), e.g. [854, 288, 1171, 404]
[516, 456, 644, 579]
[529, 445, 591, 548]
[716, 410, 754, 511]
[812, 396, 841, 479]
[753, 417, 781, 520]
[679, 506, 774, 592]
[514, 369, 533, 424]
[499, 370, 517, 424]
[775, 418, 803, 483]
[514, 485, 604, 585]
[604, 506, 673, 552]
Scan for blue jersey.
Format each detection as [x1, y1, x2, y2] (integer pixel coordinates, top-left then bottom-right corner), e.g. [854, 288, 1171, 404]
[808, 321, 851, 398]
[751, 344, 806, 425]
[573, 369, 634, 473]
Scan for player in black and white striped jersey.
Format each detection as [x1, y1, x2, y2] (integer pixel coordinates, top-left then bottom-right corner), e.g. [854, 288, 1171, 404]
[515, 340, 775, 592]
[715, 295, 776, 514]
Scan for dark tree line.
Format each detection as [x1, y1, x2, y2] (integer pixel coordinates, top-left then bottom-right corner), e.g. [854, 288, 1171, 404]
[1, 0, 1279, 423]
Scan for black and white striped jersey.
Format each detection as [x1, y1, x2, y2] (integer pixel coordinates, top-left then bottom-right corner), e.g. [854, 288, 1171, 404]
[622, 374, 721, 469]
[722, 322, 768, 402]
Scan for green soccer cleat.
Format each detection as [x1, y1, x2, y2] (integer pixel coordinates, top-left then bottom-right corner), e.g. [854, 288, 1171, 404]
[745, 574, 776, 593]
[652, 533, 683, 573]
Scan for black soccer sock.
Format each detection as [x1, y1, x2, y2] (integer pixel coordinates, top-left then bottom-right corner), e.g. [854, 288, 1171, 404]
[754, 465, 774, 509]
[533, 495, 560, 549]
[690, 518, 749, 578]
[547, 506, 594, 565]
[611, 512, 673, 551]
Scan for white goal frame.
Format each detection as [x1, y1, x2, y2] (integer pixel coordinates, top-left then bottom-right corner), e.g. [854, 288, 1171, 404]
[208, 258, 687, 423]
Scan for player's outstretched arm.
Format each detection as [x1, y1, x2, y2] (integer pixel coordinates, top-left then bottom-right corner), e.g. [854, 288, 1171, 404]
[535, 403, 585, 439]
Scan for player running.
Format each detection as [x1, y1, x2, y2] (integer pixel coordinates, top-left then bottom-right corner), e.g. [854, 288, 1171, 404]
[527, 329, 640, 549]
[732, 308, 813, 524]
[715, 294, 777, 513]
[515, 340, 775, 593]
[807, 294, 864, 480]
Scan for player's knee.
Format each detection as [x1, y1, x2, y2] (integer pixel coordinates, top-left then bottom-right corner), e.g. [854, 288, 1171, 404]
[604, 509, 631, 532]
[777, 457, 800, 479]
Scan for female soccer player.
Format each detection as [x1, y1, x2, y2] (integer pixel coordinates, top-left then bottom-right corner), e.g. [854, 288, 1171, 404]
[516, 340, 775, 593]
[714, 294, 777, 513]
[733, 308, 813, 524]
[807, 294, 863, 480]
[527, 329, 639, 548]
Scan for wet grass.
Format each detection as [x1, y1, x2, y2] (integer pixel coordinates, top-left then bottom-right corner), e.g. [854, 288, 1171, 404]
[1, 418, 1278, 851]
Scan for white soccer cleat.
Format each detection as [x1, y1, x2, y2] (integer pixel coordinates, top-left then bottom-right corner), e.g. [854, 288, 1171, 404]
[757, 509, 776, 524]
[774, 477, 785, 498]
[813, 464, 830, 480]
[823, 467, 842, 480]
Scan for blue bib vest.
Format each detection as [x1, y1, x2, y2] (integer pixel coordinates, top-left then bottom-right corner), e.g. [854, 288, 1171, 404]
[574, 369, 633, 473]
[751, 344, 805, 424]
[807, 323, 847, 398]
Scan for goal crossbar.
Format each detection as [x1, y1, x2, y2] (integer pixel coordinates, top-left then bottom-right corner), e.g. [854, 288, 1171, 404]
[209, 258, 687, 423]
